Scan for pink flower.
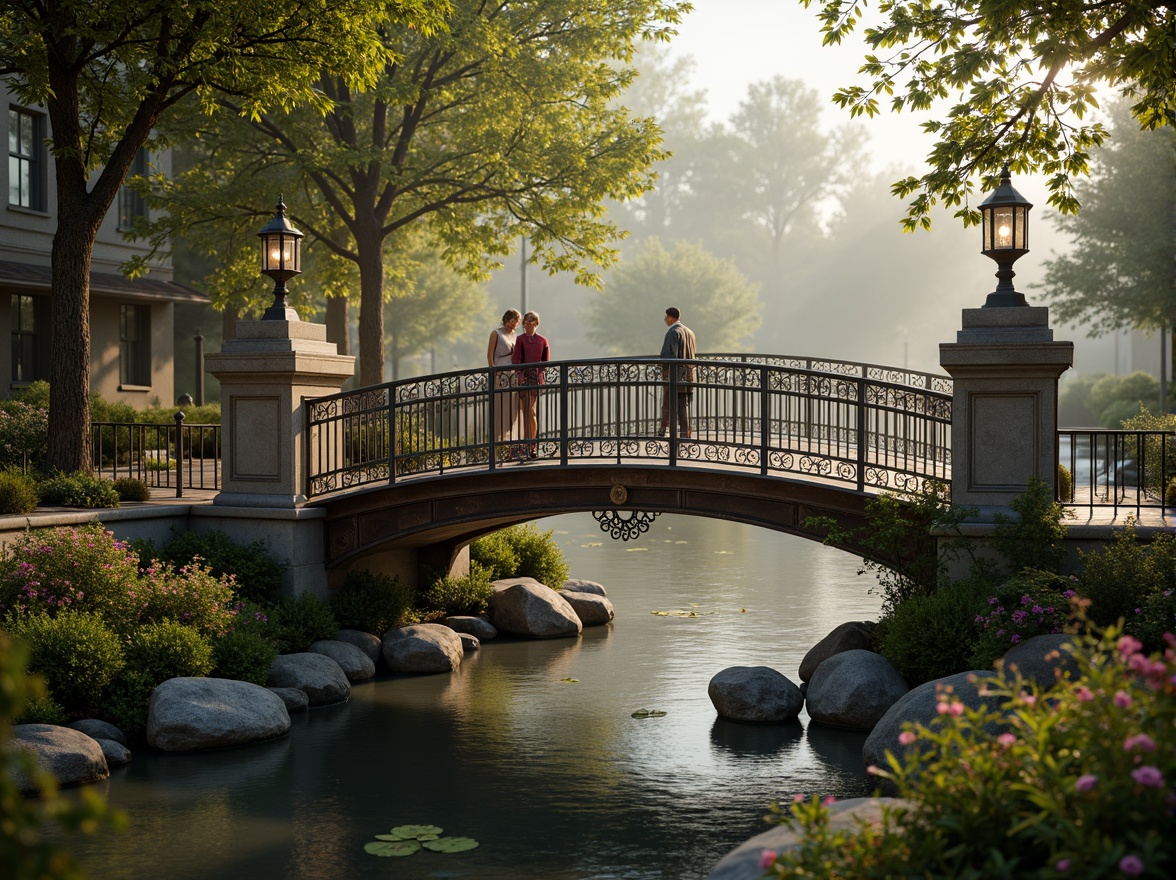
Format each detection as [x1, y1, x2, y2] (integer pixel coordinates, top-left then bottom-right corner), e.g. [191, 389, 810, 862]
[1056, 859, 1071, 872]
[997, 733, 1017, 748]
[1119, 855, 1144, 876]
[1074, 686, 1094, 702]
[1113, 690, 1133, 708]
[1131, 766, 1164, 788]
[898, 731, 917, 745]
[1123, 734, 1156, 753]
[1075, 774, 1098, 793]
[1118, 635, 1144, 658]
[822, 796, 837, 806]
[792, 793, 806, 803]
[1020, 693, 1037, 706]
[759, 850, 778, 870]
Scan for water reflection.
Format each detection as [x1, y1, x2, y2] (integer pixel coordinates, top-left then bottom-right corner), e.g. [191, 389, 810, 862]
[709, 717, 805, 759]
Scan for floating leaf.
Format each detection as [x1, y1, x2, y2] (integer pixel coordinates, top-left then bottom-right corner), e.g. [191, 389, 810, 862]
[423, 837, 479, 853]
[560, 677, 579, 683]
[390, 824, 443, 840]
[741, 608, 747, 613]
[625, 547, 648, 552]
[631, 709, 668, 718]
[365, 840, 420, 857]
[581, 542, 602, 547]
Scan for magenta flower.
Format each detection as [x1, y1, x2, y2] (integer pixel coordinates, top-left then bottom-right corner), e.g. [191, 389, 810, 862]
[1075, 686, 1094, 702]
[759, 850, 778, 870]
[1119, 855, 1144, 877]
[997, 733, 1017, 748]
[1056, 859, 1071, 872]
[1075, 774, 1098, 792]
[1123, 734, 1156, 753]
[1114, 690, 1133, 708]
[1131, 766, 1164, 788]
[898, 731, 917, 746]
[792, 793, 806, 803]
[1118, 635, 1143, 658]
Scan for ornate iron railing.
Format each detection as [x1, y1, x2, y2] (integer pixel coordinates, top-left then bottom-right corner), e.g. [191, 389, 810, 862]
[92, 418, 221, 498]
[1058, 429, 1176, 513]
[305, 356, 953, 499]
[699, 353, 953, 394]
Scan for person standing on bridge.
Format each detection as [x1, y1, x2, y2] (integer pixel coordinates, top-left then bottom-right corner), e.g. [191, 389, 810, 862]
[513, 311, 550, 460]
[488, 309, 522, 459]
[658, 307, 696, 439]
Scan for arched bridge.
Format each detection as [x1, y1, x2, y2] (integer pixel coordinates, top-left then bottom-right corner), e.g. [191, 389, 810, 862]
[305, 355, 954, 572]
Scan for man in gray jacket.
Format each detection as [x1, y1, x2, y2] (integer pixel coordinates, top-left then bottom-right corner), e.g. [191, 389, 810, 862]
[657, 307, 697, 438]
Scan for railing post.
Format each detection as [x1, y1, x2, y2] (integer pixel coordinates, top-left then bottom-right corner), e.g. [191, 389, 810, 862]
[856, 377, 867, 493]
[174, 410, 185, 499]
[560, 363, 569, 466]
[388, 384, 397, 485]
[759, 365, 769, 476]
[668, 365, 678, 467]
[488, 366, 497, 471]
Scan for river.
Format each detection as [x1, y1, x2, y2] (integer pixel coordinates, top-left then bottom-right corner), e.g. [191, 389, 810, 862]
[69, 513, 882, 879]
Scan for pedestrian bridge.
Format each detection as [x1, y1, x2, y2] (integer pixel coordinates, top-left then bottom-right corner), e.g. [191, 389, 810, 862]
[305, 355, 954, 571]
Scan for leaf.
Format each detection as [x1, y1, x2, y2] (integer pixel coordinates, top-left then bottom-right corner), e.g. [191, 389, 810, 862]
[423, 837, 480, 853]
[631, 709, 667, 718]
[389, 824, 443, 840]
[560, 677, 579, 683]
[365, 839, 421, 857]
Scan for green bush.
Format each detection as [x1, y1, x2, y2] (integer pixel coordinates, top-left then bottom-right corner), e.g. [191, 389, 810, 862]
[211, 630, 277, 685]
[0, 400, 48, 471]
[112, 477, 150, 502]
[992, 477, 1072, 574]
[1074, 527, 1175, 631]
[134, 559, 237, 637]
[878, 579, 989, 685]
[1056, 463, 1073, 503]
[471, 523, 569, 588]
[763, 626, 1176, 879]
[266, 593, 337, 654]
[968, 569, 1074, 669]
[0, 469, 39, 514]
[1089, 371, 1161, 426]
[417, 563, 493, 617]
[1057, 372, 1103, 428]
[37, 471, 120, 509]
[1131, 589, 1176, 653]
[15, 694, 67, 726]
[11, 379, 51, 409]
[329, 569, 412, 635]
[151, 529, 283, 603]
[8, 611, 125, 716]
[469, 530, 520, 581]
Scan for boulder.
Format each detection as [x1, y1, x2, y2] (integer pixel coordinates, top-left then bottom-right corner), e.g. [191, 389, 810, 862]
[492, 576, 545, 590]
[310, 639, 376, 682]
[560, 590, 615, 626]
[488, 581, 582, 639]
[268, 686, 310, 712]
[562, 579, 608, 597]
[458, 632, 481, 652]
[706, 798, 910, 880]
[997, 633, 1082, 690]
[9, 724, 109, 792]
[382, 624, 464, 674]
[333, 629, 383, 666]
[147, 677, 291, 752]
[442, 615, 498, 641]
[68, 718, 127, 747]
[267, 654, 351, 706]
[708, 666, 804, 723]
[806, 650, 909, 730]
[798, 621, 877, 683]
[96, 738, 132, 766]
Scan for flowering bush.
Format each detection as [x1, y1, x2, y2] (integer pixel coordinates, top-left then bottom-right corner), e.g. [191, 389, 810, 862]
[969, 569, 1073, 668]
[134, 559, 237, 637]
[762, 625, 1176, 878]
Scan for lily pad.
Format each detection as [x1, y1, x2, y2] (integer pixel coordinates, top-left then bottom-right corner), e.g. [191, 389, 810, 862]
[631, 708, 668, 718]
[365, 839, 421, 857]
[560, 677, 579, 683]
[389, 824, 444, 840]
[423, 837, 480, 853]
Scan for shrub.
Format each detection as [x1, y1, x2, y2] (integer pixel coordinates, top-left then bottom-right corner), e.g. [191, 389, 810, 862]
[1131, 589, 1176, 653]
[329, 569, 412, 635]
[211, 630, 277, 685]
[1089, 371, 1160, 426]
[992, 476, 1072, 574]
[15, 694, 67, 726]
[1056, 463, 1073, 503]
[266, 593, 337, 654]
[879, 579, 989, 685]
[7, 611, 125, 716]
[37, 471, 120, 509]
[417, 563, 493, 617]
[112, 477, 150, 502]
[968, 569, 1074, 669]
[152, 529, 283, 603]
[0, 400, 48, 471]
[1075, 527, 1175, 632]
[0, 469, 39, 514]
[134, 559, 237, 637]
[762, 626, 1176, 879]
[469, 530, 520, 581]
[471, 523, 570, 588]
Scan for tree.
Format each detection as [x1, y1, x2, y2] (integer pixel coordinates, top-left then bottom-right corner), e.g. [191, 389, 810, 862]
[0, 0, 447, 472]
[801, 0, 1176, 229]
[151, 0, 690, 386]
[584, 238, 761, 355]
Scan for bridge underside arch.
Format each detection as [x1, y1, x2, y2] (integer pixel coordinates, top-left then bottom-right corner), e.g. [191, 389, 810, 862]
[315, 466, 893, 580]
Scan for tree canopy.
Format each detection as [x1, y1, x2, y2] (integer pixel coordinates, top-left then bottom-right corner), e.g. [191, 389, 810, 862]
[800, 0, 1176, 229]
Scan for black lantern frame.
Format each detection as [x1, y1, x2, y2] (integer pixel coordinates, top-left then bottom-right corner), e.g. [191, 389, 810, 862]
[258, 196, 304, 320]
[978, 165, 1032, 308]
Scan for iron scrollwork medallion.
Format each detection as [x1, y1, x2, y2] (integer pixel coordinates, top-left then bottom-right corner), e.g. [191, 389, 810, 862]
[592, 484, 659, 541]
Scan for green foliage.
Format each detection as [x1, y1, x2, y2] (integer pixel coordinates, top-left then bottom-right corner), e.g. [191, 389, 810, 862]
[14, 695, 68, 726]
[0, 400, 48, 471]
[7, 611, 125, 716]
[1058, 372, 1104, 428]
[0, 631, 124, 879]
[992, 477, 1072, 574]
[266, 593, 338, 654]
[878, 579, 989, 685]
[1057, 463, 1073, 503]
[1086, 372, 1163, 427]
[969, 570, 1075, 669]
[764, 626, 1176, 878]
[329, 570, 413, 635]
[37, 471, 120, 509]
[211, 630, 278, 686]
[0, 469, 39, 514]
[151, 529, 283, 603]
[417, 563, 493, 617]
[1075, 527, 1175, 636]
[134, 559, 238, 637]
[470, 523, 570, 588]
[469, 530, 520, 582]
[1119, 407, 1176, 496]
[112, 478, 151, 502]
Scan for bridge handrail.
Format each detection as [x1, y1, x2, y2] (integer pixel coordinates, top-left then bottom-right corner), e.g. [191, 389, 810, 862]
[697, 353, 953, 393]
[1057, 428, 1176, 513]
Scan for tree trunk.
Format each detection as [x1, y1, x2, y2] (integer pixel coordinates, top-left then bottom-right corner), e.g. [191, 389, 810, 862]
[356, 232, 385, 386]
[325, 295, 350, 356]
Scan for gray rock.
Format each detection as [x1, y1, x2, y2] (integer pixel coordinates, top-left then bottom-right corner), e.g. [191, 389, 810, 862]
[998, 633, 1082, 690]
[708, 666, 804, 723]
[268, 686, 310, 712]
[562, 579, 608, 597]
[382, 624, 464, 674]
[806, 649, 909, 730]
[560, 590, 615, 626]
[148, 677, 291, 752]
[96, 738, 132, 766]
[68, 718, 127, 747]
[488, 581, 583, 639]
[798, 621, 877, 683]
[267, 654, 351, 706]
[491, 576, 545, 591]
[333, 629, 383, 665]
[458, 632, 480, 652]
[310, 639, 376, 682]
[706, 798, 910, 880]
[442, 615, 498, 641]
[9, 724, 109, 792]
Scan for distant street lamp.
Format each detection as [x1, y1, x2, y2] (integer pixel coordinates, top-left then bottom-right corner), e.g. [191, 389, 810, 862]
[979, 165, 1032, 307]
[258, 196, 304, 319]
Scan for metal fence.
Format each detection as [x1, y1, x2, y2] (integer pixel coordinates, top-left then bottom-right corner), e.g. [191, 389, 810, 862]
[1058, 429, 1176, 513]
[305, 356, 953, 499]
[91, 416, 221, 498]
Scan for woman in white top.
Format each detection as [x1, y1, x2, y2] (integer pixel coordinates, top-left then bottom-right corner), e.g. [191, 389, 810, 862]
[488, 309, 522, 454]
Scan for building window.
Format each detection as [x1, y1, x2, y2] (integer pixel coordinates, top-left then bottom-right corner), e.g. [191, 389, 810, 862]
[118, 149, 149, 229]
[119, 304, 151, 387]
[8, 108, 45, 211]
[11, 294, 47, 383]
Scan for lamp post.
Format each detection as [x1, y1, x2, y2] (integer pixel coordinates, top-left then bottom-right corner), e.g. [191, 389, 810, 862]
[257, 196, 304, 320]
[979, 165, 1032, 307]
